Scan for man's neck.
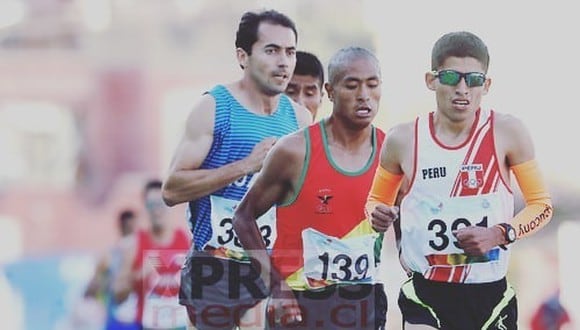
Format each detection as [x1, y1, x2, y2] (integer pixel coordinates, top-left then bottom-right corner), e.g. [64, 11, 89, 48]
[230, 79, 281, 115]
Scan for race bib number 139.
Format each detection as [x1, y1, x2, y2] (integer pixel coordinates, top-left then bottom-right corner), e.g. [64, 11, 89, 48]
[302, 228, 377, 285]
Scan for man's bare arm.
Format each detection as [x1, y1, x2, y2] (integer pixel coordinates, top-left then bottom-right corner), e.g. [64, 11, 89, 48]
[232, 134, 303, 284]
[365, 123, 410, 232]
[232, 133, 304, 323]
[454, 114, 552, 254]
[162, 94, 276, 206]
[84, 252, 110, 298]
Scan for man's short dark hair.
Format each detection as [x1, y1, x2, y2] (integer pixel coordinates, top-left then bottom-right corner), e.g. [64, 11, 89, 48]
[235, 9, 297, 55]
[431, 31, 490, 72]
[295, 51, 324, 88]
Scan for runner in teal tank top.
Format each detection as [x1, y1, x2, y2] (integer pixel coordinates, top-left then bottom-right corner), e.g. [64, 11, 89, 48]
[189, 84, 300, 252]
[161, 9, 312, 330]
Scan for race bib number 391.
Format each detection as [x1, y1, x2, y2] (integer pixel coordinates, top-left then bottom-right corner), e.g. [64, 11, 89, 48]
[207, 195, 277, 252]
[302, 228, 377, 286]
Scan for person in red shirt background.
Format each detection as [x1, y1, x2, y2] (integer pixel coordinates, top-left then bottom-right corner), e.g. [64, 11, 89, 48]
[113, 179, 190, 330]
[530, 289, 572, 330]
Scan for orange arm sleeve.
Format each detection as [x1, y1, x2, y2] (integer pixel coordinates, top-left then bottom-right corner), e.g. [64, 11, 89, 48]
[365, 165, 404, 217]
[510, 160, 553, 240]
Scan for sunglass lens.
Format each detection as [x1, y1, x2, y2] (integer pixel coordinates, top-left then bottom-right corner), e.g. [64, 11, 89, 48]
[438, 71, 485, 87]
[438, 71, 460, 86]
[465, 73, 485, 87]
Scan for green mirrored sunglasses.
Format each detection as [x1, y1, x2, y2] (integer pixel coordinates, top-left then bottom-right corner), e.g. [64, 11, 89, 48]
[434, 70, 486, 87]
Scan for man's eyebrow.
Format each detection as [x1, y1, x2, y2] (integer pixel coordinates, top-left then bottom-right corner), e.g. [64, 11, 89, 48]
[264, 43, 296, 50]
[345, 75, 380, 81]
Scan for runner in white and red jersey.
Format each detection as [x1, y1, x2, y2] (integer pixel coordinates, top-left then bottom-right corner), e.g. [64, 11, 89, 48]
[365, 31, 553, 329]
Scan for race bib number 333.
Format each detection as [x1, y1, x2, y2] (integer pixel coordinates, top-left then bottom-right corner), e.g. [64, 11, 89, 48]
[207, 195, 277, 252]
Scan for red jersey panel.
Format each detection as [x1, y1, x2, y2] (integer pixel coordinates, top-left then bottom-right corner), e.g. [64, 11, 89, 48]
[272, 121, 385, 281]
[131, 228, 190, 324]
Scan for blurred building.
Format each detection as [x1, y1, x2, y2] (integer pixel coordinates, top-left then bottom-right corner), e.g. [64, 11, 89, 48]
[0, 0, 179, 256]
[0, 0, 377, 257]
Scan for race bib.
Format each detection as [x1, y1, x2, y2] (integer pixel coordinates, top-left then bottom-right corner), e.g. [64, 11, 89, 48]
[419, 193, 507, 255]
[302, 228, 378, 287]
[142, 295, 188, 328]
[206, 195, 277, 253]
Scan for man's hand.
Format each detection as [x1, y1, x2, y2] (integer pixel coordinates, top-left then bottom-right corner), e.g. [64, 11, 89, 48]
[267, 281, 302, 327]
[452, 226, 504, 256]
[244, 137, 277, 174]
[368, 203, 399, 232]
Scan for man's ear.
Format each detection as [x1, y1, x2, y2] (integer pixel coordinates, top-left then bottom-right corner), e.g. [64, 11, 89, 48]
[425, 71, 437, 91]
[482, 77, 492, 95]
[324, 82, 333, 102]
[236, 48, 248, 70]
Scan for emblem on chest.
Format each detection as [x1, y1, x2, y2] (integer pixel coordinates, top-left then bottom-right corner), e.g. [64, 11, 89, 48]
[460, 164, 484, 189]
[316, 188, 333, 214]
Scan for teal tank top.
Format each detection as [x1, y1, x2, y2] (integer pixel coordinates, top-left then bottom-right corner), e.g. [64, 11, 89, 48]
[188, 84, 300, 250]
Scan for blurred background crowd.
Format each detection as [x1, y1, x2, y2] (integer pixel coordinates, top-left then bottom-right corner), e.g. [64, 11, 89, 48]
[0, 0, 578, 329]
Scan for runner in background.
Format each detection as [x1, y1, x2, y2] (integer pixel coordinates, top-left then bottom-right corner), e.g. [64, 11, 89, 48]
[114, 179, 190, 330]
[84, 209, 139, 330]
[285, 50, 325, 120]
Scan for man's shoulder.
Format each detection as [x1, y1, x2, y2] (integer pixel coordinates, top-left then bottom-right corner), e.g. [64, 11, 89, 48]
[492, 110, 522, 127]
[387, 120, 415, 139]
[287, 97, 313, 127]
[490, 111, 529, 141]
[277, 129, 307, 151]
[263, 129, 307, 167]
[205, 83, 227, 93]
